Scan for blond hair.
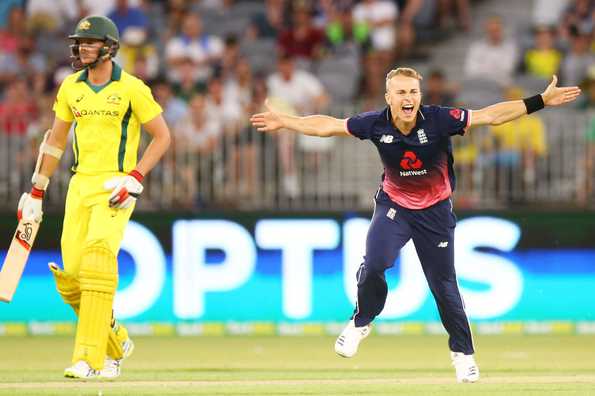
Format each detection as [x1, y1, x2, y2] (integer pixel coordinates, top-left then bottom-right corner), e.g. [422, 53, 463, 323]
[385, 67, 423, 91]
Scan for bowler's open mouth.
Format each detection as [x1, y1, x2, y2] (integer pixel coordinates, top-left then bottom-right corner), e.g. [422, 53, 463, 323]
[402, 104, 415, 116]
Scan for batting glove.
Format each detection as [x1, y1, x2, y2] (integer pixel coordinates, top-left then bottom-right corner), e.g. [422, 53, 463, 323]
[17, 187, 44, 223]
[104, 170, 144, 209]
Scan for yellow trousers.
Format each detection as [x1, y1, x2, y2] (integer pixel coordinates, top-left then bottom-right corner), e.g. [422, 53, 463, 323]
[60, 172, 134, 369]
[61, 173, 134, 275]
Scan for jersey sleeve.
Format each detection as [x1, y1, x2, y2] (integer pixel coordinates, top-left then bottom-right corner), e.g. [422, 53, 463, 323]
[345, 111, 378, 140]
[437, 106, 472, 136]
[52, 80, 74, 122]
[131, 80, 163, 124]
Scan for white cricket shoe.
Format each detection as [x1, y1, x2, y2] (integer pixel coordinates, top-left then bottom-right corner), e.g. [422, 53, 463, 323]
[451, 352, 480, 383]
[100, 338, 135, 379]
[64, 360, 99, 379]
[334, 320, 371, 358]
[99, 357, 121, 379]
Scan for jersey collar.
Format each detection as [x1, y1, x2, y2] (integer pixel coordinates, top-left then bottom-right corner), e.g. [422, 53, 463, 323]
[76, 62, 122, 83]
[384, 106, 424, 135]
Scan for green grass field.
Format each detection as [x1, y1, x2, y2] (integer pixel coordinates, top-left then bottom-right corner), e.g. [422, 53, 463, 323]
[1, 335, 594, 395]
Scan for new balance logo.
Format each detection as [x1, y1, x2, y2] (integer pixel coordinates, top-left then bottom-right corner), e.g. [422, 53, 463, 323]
[379, 134, 394, 143]
[437, 241, 449, 248]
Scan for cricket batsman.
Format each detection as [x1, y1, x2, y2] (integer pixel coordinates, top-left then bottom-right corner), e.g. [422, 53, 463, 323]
[16, 15, 171, 379]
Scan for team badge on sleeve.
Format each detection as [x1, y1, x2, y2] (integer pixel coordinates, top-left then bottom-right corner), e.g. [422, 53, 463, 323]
[449, 109, 464, 122]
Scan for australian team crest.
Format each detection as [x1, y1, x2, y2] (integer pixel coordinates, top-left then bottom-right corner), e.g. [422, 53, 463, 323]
[78, 20, 91, 30]
[107, 93, 121, 105]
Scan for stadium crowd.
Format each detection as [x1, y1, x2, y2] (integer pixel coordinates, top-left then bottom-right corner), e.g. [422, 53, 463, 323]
[0, 0, 593, 209]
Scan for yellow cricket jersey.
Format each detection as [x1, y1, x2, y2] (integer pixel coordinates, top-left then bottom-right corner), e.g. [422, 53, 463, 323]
[52, 62, 162, 174]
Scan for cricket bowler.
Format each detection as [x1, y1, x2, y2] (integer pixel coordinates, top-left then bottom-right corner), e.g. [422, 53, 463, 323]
[251, 67, 580, 383]
[17, 15, 171, 379]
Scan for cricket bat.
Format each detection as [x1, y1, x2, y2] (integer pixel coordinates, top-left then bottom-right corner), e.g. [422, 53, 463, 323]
[0, 220, 40, 302]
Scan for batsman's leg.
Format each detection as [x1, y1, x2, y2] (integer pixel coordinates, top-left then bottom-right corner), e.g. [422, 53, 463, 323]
[71, 242, 118, 371]
[49, 263, 132, 361]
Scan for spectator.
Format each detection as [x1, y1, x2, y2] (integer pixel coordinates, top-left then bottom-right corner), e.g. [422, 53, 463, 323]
[560, 25, 594, 86]
[108, 0, 149, 40]
[79, 0, 139, 17]
[171, 57, 205, 102]
[278, 4, 324, 63]
[227, 76, 266, 200]
[0, 1, 22, 29]
[577, 66, 595, 109]
[352, 0, 398, 54]
[216, 35, 242, 81]
[578, 115, 595, 204]
[224, 57, 253, 112]
[353, 0, 399, 103]
[324, 3, 370, 56]
[0, 78, 38, 193]
[0, 35, 47, 93]
[396, 0, 424, 59]
[482, 86, 548, 198]
[522, 25, 562, 80]
[0, 78, 38, 137]
[424, 69, 456, 107]
[165, 12, 224, 83]
[560, 0, 594, 40]
[0, 6, 26, 56]
[437, 0, 471, 31]
[246, 0, 285, 40]
[115, 14, 158, 79]
[533, 0, 571, 27]
[151, 77, 188, 127]
[205, 75, 243, 132]
[267, 54, 329, 196]
[464, 15, 518, 86]
[172, 93, 222, 208]
[353, 0, 398, 74]
[26, 0, 79, 33]
[161, 0, 190, 42]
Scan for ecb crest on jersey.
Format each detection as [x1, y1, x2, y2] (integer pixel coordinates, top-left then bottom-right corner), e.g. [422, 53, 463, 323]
[417, 129, 428, 144]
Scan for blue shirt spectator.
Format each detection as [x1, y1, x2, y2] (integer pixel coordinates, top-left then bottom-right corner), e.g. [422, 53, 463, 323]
[107, 0, 148, 35]
[0, 0, 22, 28]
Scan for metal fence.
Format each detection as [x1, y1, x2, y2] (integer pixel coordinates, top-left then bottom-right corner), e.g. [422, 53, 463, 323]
[0, 108, 593, 212]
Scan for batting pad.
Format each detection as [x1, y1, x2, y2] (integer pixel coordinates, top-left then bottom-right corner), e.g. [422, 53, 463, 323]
[50, 262, 127, 359]
[73, 245, 118, 370]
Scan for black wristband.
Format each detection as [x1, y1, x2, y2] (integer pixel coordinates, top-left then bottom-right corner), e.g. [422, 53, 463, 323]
[523, 94, 545, 114]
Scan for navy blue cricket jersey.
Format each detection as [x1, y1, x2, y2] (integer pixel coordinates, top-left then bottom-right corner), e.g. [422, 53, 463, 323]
[346, 105, 471, 209]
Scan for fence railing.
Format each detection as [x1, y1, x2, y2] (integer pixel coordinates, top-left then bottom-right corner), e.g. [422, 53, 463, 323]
[0, 108, 593, 212]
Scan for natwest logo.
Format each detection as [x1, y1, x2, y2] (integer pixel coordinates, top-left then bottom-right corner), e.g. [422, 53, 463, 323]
[400, 151, 423, 170]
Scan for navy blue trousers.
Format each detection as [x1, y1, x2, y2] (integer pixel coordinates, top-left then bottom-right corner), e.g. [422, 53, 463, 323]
[352, 189, 474, 354]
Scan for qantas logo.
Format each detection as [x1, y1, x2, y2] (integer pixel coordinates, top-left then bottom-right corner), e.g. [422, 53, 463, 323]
[71, 105, 120, 118]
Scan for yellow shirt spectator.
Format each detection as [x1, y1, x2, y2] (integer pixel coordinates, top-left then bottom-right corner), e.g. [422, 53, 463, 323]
[524, 49, 562, 79]
[489, 114, 547, 156]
